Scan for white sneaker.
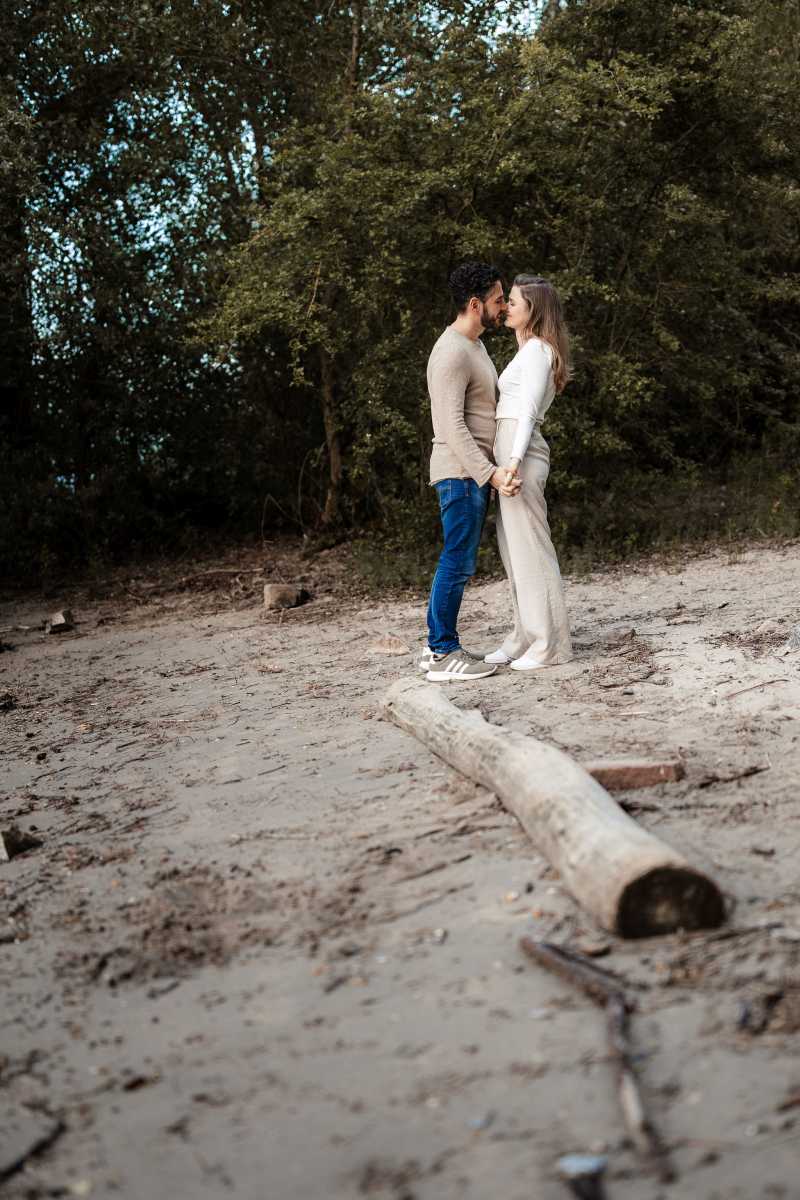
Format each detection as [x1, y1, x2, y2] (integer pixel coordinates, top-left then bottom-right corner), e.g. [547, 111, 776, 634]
[509, 650, 548, 672]
[484, 649, 512, 665]
[426, 649, 498, 682]
[418, 645, 434, 673]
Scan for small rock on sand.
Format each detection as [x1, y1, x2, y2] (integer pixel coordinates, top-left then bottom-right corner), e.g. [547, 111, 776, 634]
[46, 609, 74, 633]
[0, 828, 43, 861]
[785, 623, 800, 652]
[368, 635, 411, 656]
[263, 584, 309, 611]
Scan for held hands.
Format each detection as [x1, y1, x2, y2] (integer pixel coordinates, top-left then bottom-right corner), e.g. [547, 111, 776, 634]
[490, 465, 522, 497]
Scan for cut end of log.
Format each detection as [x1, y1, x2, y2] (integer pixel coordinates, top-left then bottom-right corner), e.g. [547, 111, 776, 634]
[617, 866, 725, 938]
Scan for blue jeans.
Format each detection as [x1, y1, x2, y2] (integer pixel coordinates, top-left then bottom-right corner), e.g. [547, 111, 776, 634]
[426, 477, 490, 655]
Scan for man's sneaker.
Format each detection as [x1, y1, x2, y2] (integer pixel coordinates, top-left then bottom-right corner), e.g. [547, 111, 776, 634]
[426, 649, 498, 682]
[418, 645, 434, 673]
[420, 646, 489, 671]
[484, 649, 512, 665]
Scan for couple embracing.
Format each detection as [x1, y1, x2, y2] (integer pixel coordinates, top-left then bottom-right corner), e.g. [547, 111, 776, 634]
[421, 261, 573, 682]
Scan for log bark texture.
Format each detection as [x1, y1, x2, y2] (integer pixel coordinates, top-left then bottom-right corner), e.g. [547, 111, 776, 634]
[382, 679, 724, 937]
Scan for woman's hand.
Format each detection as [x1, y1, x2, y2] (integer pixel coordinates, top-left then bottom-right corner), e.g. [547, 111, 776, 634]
[506, 459, 522, 490]
[490, 467, 521, 496]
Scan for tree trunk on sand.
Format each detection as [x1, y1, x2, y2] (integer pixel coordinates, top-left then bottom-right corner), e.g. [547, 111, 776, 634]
[382, 679, 725, 938]
[319, 347, 342, 527]
[0, 197, 34, 440]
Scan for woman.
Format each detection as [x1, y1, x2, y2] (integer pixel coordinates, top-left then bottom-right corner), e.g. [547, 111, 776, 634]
[484, 274, 573, 671]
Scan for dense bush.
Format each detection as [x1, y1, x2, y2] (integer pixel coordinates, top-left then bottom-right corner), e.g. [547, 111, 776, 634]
[2, 1, 799, 581]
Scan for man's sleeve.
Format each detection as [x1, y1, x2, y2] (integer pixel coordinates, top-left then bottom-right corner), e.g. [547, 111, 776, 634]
[430, 354, 495, 486]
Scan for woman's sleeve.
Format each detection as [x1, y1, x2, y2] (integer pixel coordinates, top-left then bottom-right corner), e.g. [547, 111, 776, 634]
[509, 341, 552, 463]
[509, 413, 535, 464]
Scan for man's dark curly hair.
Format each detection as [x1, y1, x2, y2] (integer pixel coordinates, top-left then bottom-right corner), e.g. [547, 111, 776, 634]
[449, 261, 503, 312]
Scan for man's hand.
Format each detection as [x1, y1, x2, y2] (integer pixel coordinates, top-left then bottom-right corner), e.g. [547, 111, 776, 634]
[490, 466, 521, 497]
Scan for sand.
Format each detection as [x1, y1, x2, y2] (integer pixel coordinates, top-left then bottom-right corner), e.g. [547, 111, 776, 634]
[1, 540, 799, 1199]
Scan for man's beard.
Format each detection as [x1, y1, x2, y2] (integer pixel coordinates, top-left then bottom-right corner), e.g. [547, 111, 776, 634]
[479, 304, 502, 330]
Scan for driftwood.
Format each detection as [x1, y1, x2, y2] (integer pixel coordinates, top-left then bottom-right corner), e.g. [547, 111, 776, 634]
[521, 938, 674, 1184]
[582, 758, 685, 791]
[382, 680, 724, 937]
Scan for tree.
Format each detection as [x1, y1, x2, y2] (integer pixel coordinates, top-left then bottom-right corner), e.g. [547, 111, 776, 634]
[2, 0, 799, 578]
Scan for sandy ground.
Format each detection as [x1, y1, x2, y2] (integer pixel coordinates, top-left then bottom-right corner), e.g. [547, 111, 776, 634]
[1, 539, 800, 1200]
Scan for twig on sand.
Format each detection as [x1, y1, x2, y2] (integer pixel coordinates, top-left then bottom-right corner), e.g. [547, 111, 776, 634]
[597, 669, 656, 689]
[680, 921, 783, 946]
[698, 764, 770, 789]
[392, 854, 472, 883]
[412, 826, 447, 840]
[0, 1116, 66, 1185]
[189, 567, 265, 576]
[723, 678, 789, 701]
[30, 763, 76, 783]
[520, 938, 674, 1184]
[618, 800, 662, 814]
[132, 567, 267, 593]
[378, 883, 470, 923]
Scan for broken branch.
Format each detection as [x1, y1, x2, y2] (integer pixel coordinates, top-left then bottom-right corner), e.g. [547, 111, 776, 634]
[723, 678, 789, 701]
[520, 937, 674, 1183]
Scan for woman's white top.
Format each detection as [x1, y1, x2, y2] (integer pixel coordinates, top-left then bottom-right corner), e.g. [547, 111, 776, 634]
[495, 337, 556, 463]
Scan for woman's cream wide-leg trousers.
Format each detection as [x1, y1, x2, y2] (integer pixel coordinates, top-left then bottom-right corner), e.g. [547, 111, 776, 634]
[493, 418, 572, 665]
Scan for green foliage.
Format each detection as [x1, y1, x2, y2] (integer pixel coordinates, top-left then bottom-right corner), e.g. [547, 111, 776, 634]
[1, 0, 799, 580]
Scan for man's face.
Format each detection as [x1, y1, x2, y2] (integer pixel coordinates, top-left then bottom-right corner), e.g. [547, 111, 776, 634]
[478, 280, 507, 330]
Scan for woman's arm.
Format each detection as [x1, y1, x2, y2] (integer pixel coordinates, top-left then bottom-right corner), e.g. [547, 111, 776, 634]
[508, 413, 535, 472]
[508, 340, 552, 466]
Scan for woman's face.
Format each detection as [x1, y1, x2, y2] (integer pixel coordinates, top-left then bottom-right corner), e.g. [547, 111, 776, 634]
[505, 285, 530, 332]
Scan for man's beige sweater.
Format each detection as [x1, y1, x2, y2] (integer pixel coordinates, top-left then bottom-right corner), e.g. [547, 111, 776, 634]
[427, 327, 498, 487]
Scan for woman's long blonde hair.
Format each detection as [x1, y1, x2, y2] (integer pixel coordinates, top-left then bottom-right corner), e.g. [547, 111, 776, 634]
[513, 274, 572, 394]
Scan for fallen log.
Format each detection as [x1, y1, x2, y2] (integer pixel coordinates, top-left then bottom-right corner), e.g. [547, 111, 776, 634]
[382, 680, 724, 937]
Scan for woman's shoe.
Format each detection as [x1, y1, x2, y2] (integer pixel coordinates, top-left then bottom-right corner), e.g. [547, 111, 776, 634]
[484, 649, 512, 665]
[509, 651, 548, 671]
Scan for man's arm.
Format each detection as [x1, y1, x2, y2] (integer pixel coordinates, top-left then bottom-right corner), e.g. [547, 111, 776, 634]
[430, 354, 495, 486]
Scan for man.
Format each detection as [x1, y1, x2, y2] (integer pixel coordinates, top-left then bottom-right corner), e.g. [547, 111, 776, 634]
[421, 262, 518, 682]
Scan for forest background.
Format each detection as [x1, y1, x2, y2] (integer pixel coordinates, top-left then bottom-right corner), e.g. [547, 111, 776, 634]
[2, 0, 799, 586]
